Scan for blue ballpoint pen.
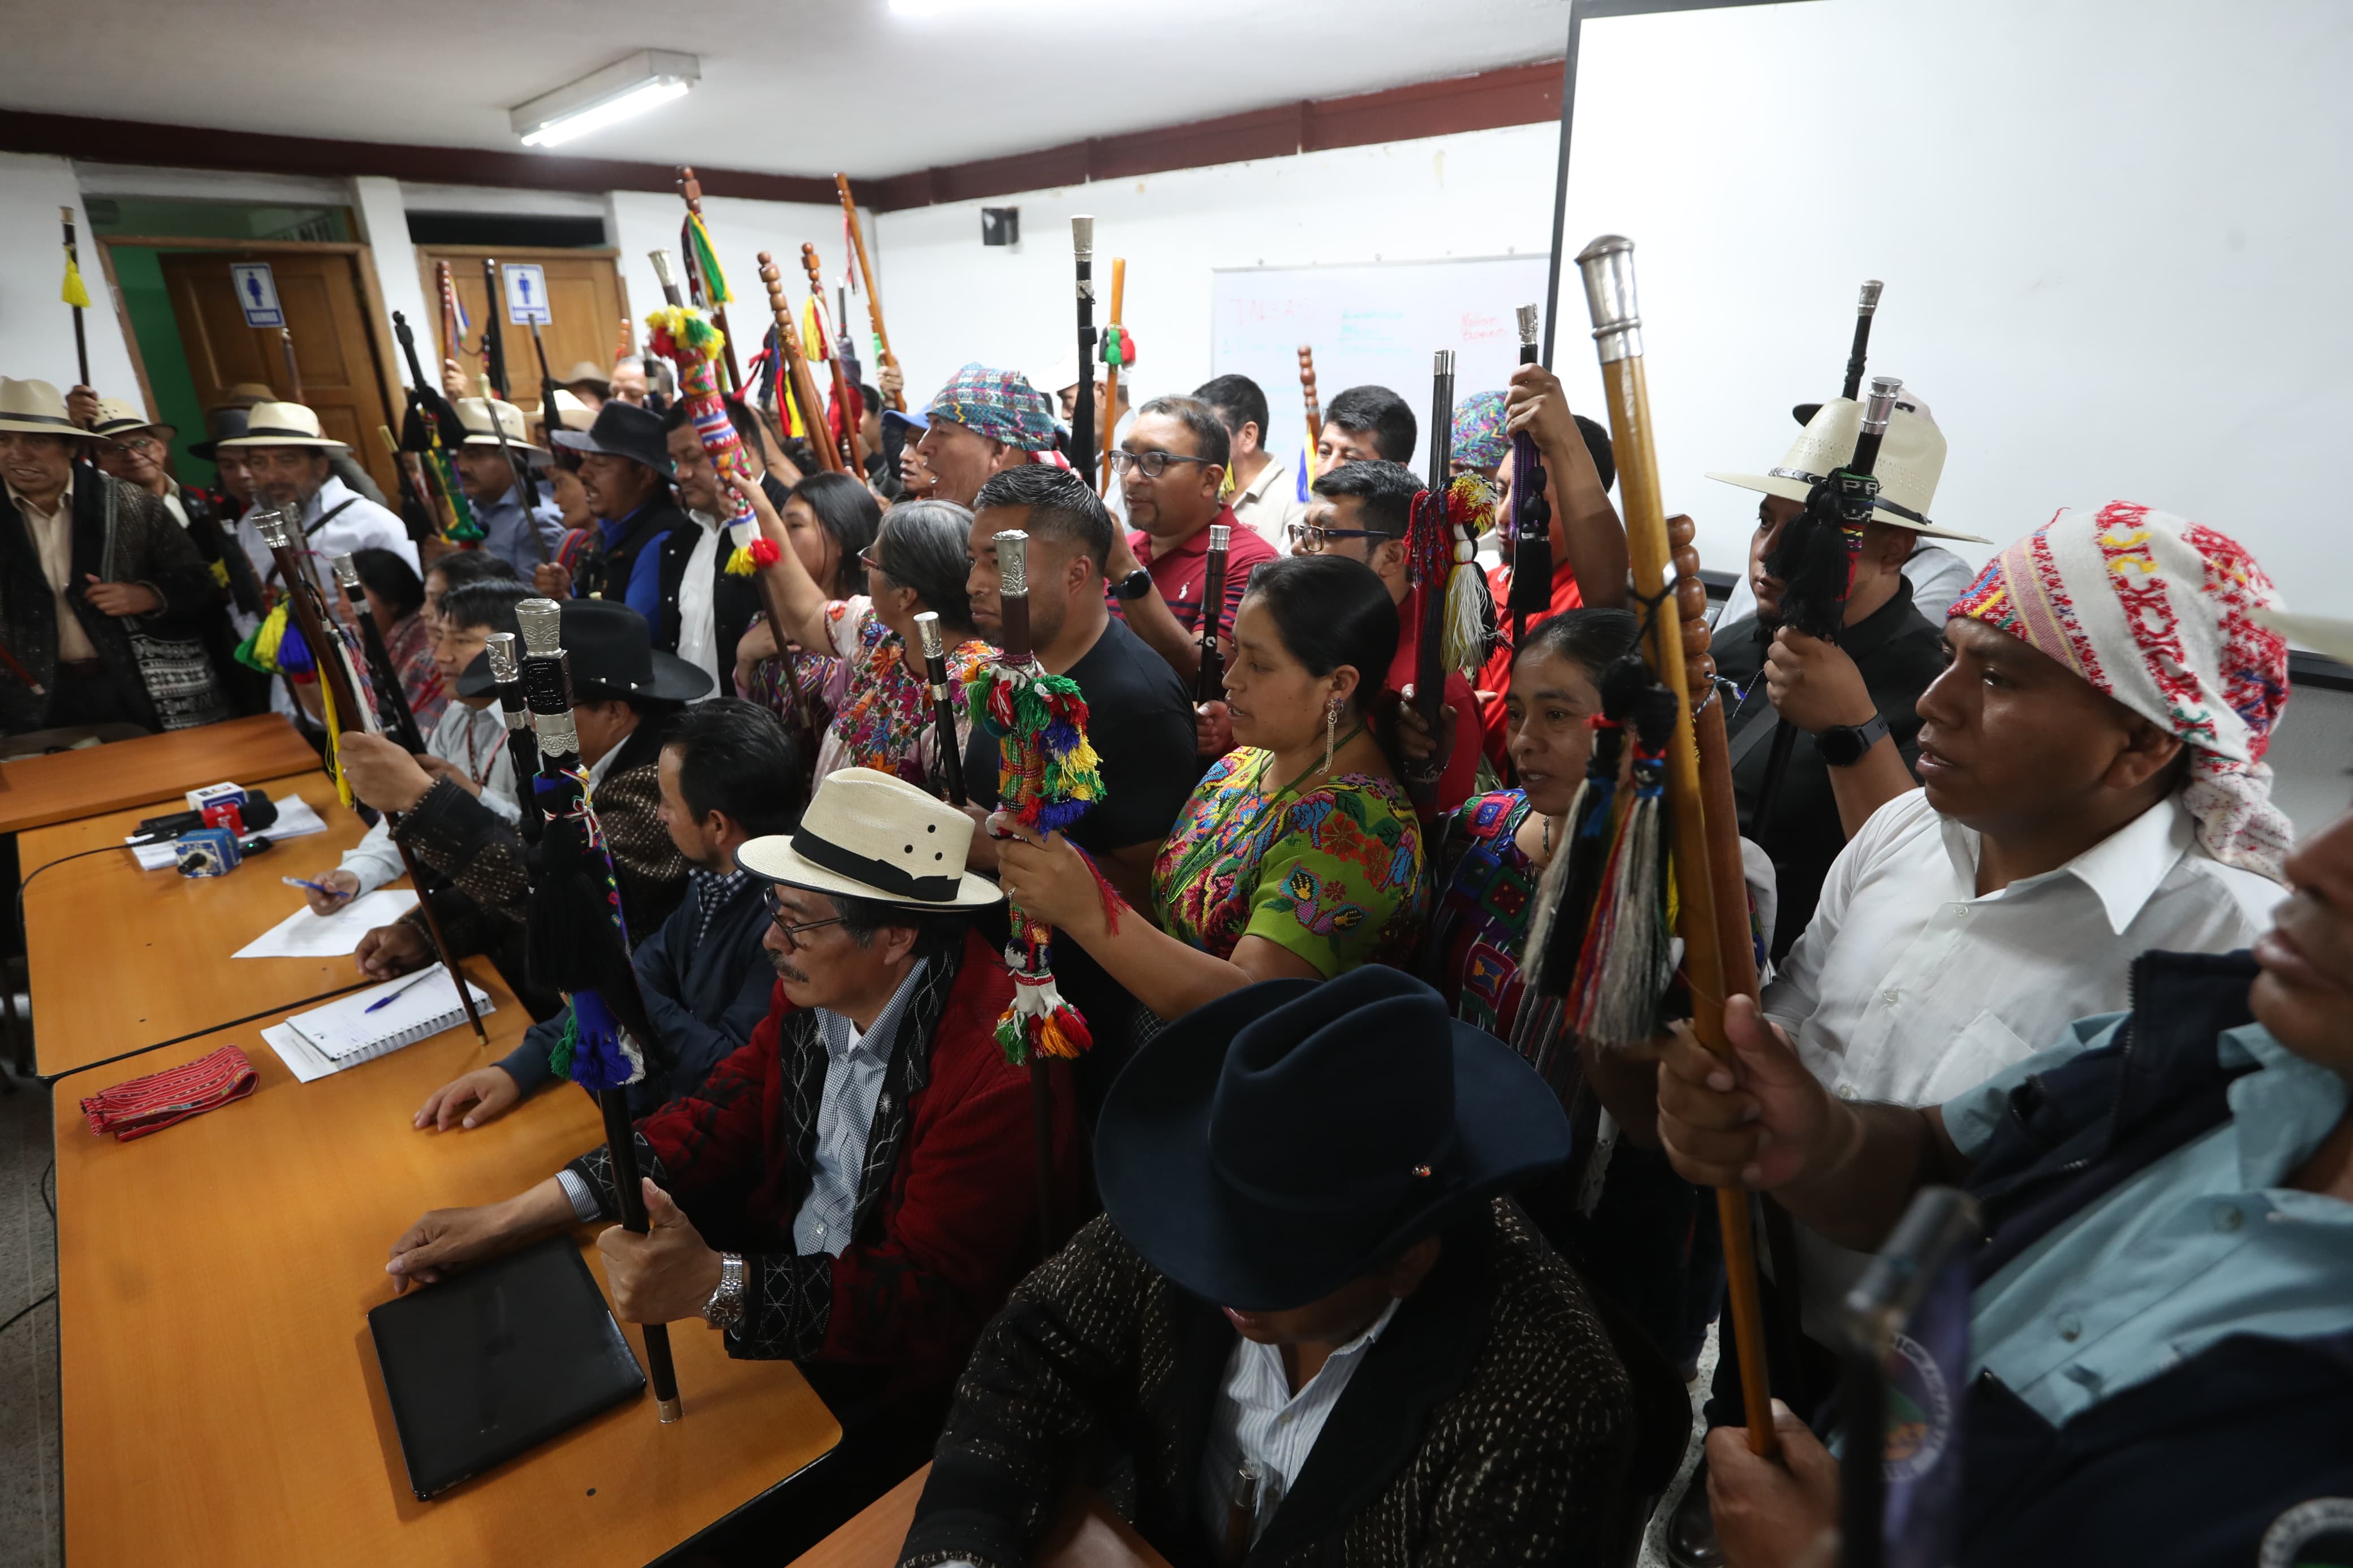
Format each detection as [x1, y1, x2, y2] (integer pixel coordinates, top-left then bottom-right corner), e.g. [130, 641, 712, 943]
[364, 965, 445, 1013]
[281, 874, 339, 897]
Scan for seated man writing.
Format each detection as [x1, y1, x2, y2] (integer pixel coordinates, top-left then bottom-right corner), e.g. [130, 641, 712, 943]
[1658, 608, 2353, 1568]
[898, 965, 1637, 1568]
[384, 768, 1079, 1517]
[410, 697, 805, 1129]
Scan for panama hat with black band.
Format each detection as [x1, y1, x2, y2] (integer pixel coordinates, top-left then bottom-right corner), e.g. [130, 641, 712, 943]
[549, 398, 672, 476]
[88, 398, 178, 445]
[0, 378, 106, 440]
[213, 400, 348, 452]
[455, 598, 710, 705]
[1096, 964, 1573, 1312]
[734, 766, 1002, 911]
[1706, 394, 1989, 543]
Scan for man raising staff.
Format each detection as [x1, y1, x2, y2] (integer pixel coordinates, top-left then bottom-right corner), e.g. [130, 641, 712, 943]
[1105, 394, 1278, 687]
[914, 365, 1059, 508]
[451, 398, 564, 577]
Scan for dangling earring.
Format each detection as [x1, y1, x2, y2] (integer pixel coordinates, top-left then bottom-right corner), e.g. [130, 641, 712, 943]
[1322, 695, 1342, 774]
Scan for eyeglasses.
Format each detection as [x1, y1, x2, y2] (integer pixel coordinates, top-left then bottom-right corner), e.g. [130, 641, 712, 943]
[108, 435, 165, 456]
[857, 548, 887, 575]
[762, 886, 848, 948]
[1109, 449, 1213, 480]
[1285, 523, 1384, 554]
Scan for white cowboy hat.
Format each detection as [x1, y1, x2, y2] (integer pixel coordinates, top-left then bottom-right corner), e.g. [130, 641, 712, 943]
[2253, 607, 2353, 666]
[213, 400, 347, 452]
[1706, 395, 1989, 543]
[454, 396, 548, 456]
[0, 378, 104, 440]
[736, 766, 1003, 910]
[90, 398, 176, 443]
[542, 387, 596, 433]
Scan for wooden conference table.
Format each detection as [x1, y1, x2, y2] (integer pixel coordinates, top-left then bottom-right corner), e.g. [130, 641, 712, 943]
[0, 713, 315, 835]
[22, 768, 379, 1077]
[793, 1464, 1170, 1568]
[55, 969, 843, 1565]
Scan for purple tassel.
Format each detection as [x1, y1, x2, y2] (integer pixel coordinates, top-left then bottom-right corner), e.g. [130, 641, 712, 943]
[1044, 719, 1080, 754]
[566, 990, 640, 1091]
[277, 622, 313, 675]
[1036, 798, 1092, 835]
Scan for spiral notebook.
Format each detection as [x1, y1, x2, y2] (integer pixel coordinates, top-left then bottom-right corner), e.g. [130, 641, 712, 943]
[262, 966, 496, 1082]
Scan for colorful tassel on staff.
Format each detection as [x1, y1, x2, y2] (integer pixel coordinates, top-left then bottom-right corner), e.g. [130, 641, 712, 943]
[428, 447, 484, 541]
[725, 520, 780, 577]
[559, 988, 646, 1092]
[1566, 682, 1680, 1048]
[644, 305, 726, 367]
[234, 600, 312, 675]
[684, 212, 732, 306]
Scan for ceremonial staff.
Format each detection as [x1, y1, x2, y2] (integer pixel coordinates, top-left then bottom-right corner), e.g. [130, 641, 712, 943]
[474, 369, 554, 567]
[1196, 522, 1230, 705]
[1575, 232, 1779, 1457]
[757, 252, 846, 474]
[1842, 280, 1885, 402]
[800, 243, 866, 474]
[1298, 345, 1322, 481]
[59, 208, 90, 388]
[834, 175, 905, 412]
[914, 611, 967, 806]
[277, 329, 304, 403]
[250, 513, 487, 1048]
[1507, 304, 1553, 650]
[648, 249, 686, 310]
[391, 310, 481, 543]
[1411, 349, 1458, 809]
[436, 261, 471, 383]
[1070, 216, 1097, 491]
[472, 261, 551, 566]
[1097, 258, 1127, 493]
[483, 632, 543, 844]
[477, 260, 511, 401]
[376, 425, 442, 547]
[675, 167, 742, 394]
[515, 597, 684, 1423]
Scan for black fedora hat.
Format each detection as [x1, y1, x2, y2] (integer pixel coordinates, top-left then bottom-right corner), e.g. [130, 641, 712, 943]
[550, 399, 673, 476]
[1096, 965, 1571, 1312]
[186, 405, 249, 463]
[456, 598, 712, 703]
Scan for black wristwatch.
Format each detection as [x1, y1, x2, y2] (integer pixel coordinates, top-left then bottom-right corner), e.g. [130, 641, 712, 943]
[1110, 567, 1153, 601]
[1816, 711, 1890, 767]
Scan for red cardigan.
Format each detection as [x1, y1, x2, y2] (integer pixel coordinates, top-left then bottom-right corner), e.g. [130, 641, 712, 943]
[605, 928, 1081, 1401]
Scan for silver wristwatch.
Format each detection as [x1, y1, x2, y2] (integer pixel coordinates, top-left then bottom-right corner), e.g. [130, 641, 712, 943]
[702, 1252, 747, 1332]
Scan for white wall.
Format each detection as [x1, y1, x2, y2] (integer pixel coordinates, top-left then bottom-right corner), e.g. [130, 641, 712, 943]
[870, 123, 1559, 414]
[605, 189, 852, 369]
[348, 175, 433, 380]
[0, 154, 141, 401]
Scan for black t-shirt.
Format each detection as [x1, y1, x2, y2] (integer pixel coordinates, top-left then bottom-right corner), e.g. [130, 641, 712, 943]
[964, 614, 1204, 1116]
[1713, 578, 1945, 959]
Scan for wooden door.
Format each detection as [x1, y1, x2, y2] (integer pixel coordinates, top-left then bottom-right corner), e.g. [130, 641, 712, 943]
[416, 247, 628, 411]
[161, 249, 402, 499]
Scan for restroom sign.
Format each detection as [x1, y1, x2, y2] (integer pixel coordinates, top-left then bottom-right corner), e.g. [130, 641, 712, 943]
[230, 263, 283, 328]
[503, 264, 551, 325]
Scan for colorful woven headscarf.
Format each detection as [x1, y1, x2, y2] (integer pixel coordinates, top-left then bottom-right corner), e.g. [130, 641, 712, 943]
[1451, 390, 1510, 471]
[1947, 501, 2292, 879]
[924, 363, 1058, 452]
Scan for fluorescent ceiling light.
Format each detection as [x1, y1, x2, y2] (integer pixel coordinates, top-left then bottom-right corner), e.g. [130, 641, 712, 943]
[511, 51, 699, 148]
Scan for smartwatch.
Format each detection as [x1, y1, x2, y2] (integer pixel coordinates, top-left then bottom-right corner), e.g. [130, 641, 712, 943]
[1110, 567, 1154, 601]
[1817, 711, 1890, 767]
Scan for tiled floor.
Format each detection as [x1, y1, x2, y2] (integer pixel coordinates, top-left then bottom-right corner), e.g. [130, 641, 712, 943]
[0, 1070, 60, 1568]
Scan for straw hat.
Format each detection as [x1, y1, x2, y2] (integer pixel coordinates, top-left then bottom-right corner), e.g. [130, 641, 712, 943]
[454, 397, 546, 455]
[90, 398, 176, 443]
[1706, 396, 1988, 543]
[0, 378, 104, 440]
[545, 387, 596, 433]
[213, 401, 347, 452]
[735, 767, 1003, 910]
[559, 361, 612, 396]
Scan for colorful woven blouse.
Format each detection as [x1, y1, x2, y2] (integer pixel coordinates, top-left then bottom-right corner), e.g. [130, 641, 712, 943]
[1424, 789, 1542, 1039]
[743, 626, 838, 740]
[385, 612, 449, 734]
[808, 596, 988, 789]
[1150, 749, 1424, 977]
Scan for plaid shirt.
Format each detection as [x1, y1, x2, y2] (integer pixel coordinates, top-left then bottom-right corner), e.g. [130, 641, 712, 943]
[689, 867, 751, 950]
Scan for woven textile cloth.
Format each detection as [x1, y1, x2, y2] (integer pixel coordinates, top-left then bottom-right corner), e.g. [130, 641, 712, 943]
[81, 1045, 257, 1141]
[1451, 390, 1510, 471]
[1948, 500, 2292, 879]
[923, 364, 1058, 452]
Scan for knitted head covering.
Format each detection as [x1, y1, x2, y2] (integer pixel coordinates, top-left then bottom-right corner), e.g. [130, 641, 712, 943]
[1451, 390, 1510, 471]
[924, 364, 1058, 453]
[1947, 501, 2292, 879]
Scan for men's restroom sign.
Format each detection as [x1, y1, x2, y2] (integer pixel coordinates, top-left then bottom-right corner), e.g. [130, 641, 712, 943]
[503, 264, 551, 325]
[230, 263, 283, 329]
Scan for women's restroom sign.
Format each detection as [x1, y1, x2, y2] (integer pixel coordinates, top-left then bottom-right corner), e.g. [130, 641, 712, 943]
[503, 264, 551, 325]
[230, 263, 283, 329]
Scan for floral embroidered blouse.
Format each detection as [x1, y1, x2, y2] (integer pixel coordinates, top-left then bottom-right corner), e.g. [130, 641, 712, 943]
[804, 597, 987, 789]
[1150, 748, 1425, 977]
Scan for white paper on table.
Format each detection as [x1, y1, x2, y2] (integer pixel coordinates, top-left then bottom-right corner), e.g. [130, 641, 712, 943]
[260, 1021, 337, 1085]
[124, 791, 331, 871]
[232, 888, 418, 958]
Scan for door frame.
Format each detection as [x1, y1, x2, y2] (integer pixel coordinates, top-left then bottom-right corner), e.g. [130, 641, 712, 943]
[414, 243, 629, 377]
[98, 235, 408, 443]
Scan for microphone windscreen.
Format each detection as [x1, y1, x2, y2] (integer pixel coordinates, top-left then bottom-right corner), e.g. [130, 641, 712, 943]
[240, 789, 279, 830]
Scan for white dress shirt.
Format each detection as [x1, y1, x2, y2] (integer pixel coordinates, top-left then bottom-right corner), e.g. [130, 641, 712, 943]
[334, 700, 518, 895]
[675, 508, 725, 693]
[1765, 786, 2281, 1331]
[235, 473, 418, 606]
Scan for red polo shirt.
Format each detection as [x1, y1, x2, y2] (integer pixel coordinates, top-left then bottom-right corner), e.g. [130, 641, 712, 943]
[1475, 556, 1587, 769]
[1127, 506, 1279, 643]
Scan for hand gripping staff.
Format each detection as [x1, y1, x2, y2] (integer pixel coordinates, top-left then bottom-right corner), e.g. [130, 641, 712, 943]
[1574, 234, 1781, 1457]
[964, 530, 1107, 1256]
[514, 597, 684, 1423]
[914, 611, 968, 807]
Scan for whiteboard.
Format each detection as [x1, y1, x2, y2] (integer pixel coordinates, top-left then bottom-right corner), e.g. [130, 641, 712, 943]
[1550, 0, 2353, 621]
[1212, 256, 1553, 473]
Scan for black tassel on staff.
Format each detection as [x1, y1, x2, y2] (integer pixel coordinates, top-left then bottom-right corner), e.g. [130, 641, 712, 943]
[1507, 302, 1553, 650]
[914, 611, 967, 807]
[484, 632, 543, 844]
[514, 597, 684, 1424]
[1751, 375, 1902, 828]
[1071, 215, 1097, 491]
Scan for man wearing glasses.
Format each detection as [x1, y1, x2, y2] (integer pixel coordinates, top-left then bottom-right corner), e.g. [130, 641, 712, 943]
[383, 766, 1076, 1535]
[1104, 394, 1279, 688]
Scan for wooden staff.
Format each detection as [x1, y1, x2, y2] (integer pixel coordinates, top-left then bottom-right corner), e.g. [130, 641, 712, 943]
[278, 329, 304, 403]
[1097, 258, 1126, 493]
[915, 611, 967, 806]
[1574, 233, 1778, 1457]
[756, 253, 845, 475]
[1298, 345, 1322, 476]
[59, 208, 89, 387]
[675, 167, 742, 394]
[799, 243, 866, 473]
[834, 174, 904, 412]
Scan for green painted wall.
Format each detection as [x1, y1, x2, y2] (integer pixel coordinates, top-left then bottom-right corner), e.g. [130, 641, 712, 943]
[108, 247, 214, 487]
